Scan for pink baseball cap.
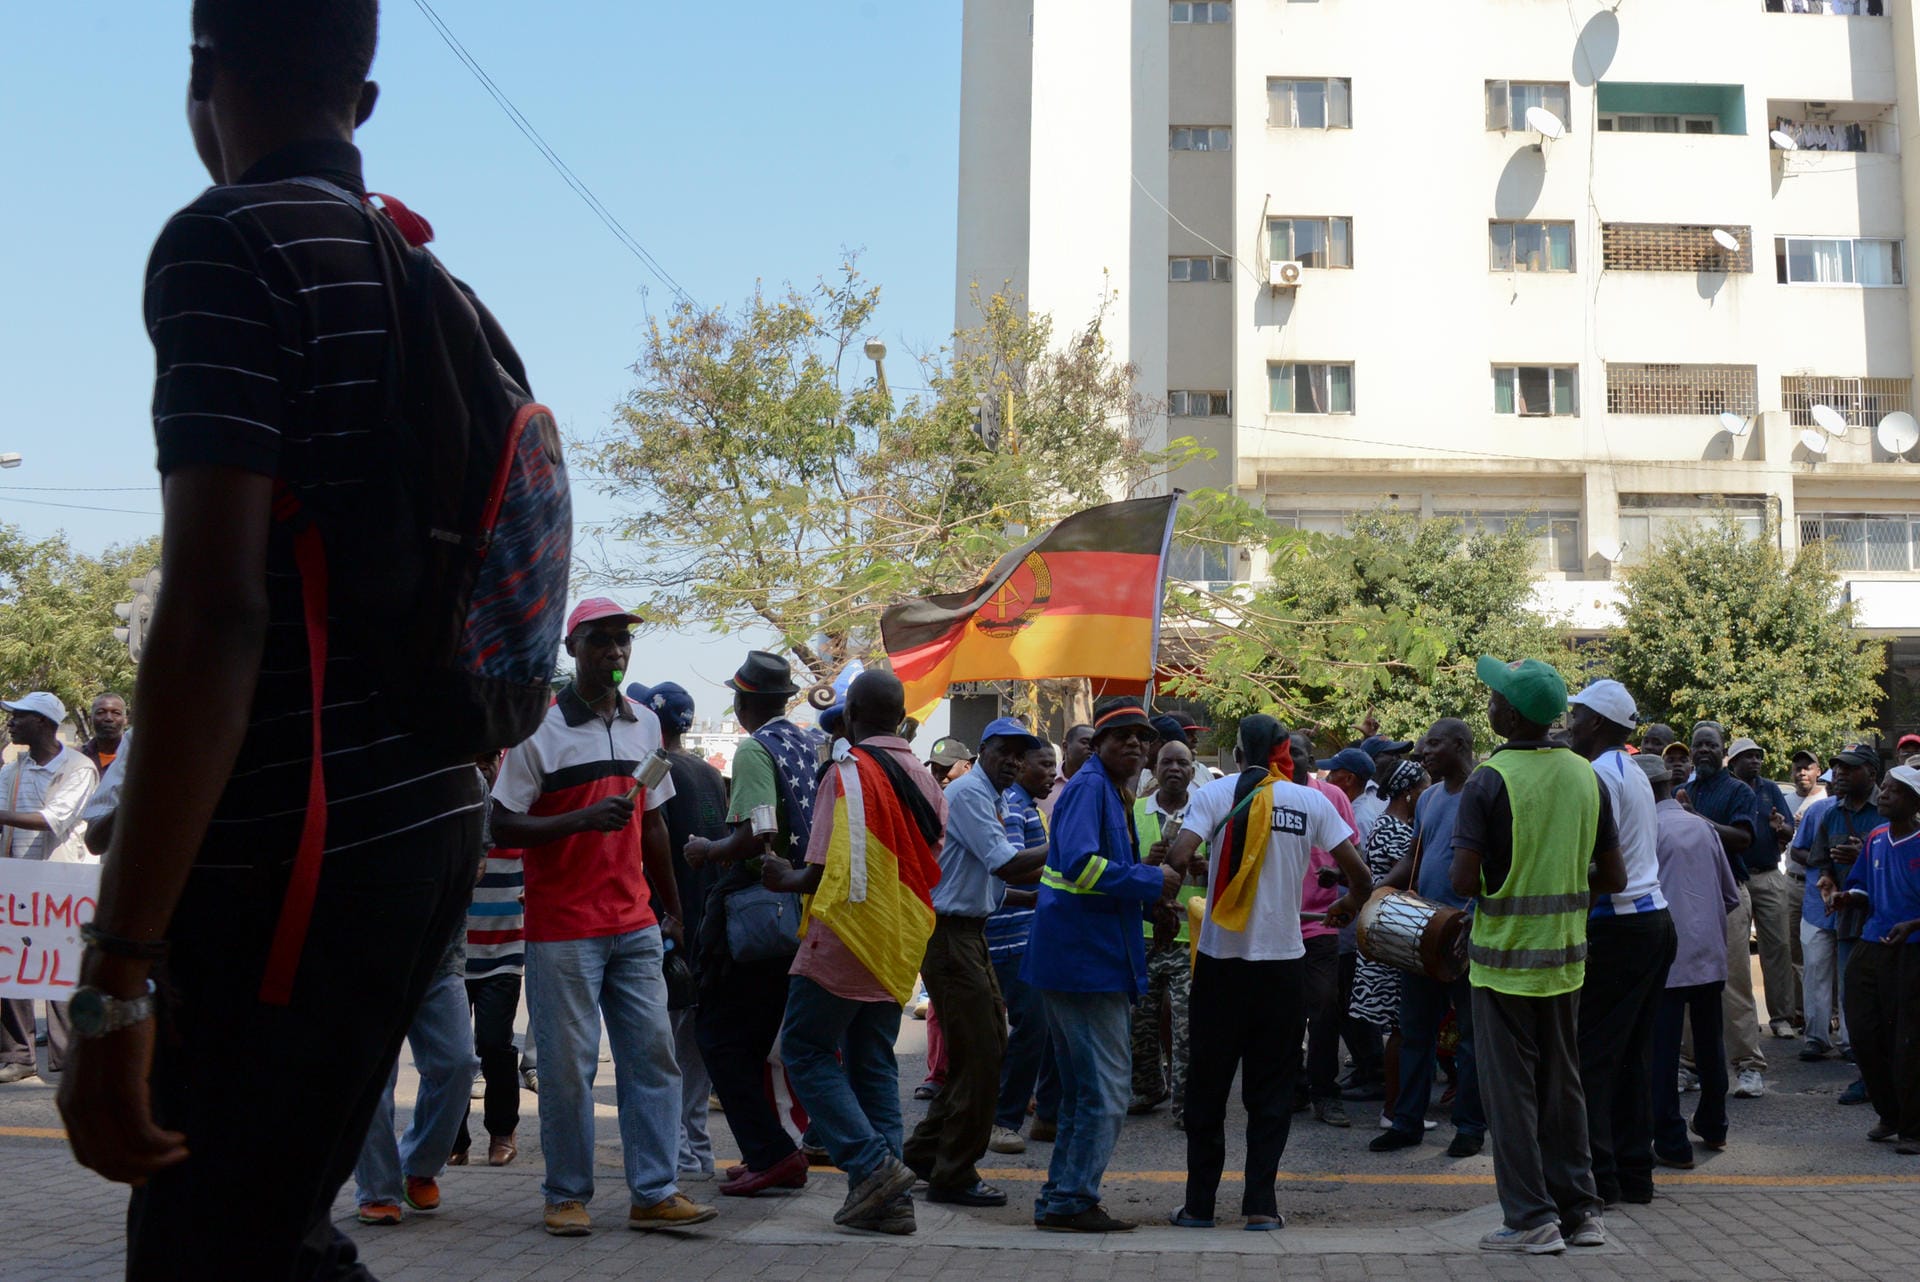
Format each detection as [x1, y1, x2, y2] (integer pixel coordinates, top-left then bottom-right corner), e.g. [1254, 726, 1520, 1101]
[567, 597, 642, 636]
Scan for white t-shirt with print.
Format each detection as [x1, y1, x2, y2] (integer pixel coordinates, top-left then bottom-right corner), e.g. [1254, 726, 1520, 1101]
[1183, 774, 1350, 962]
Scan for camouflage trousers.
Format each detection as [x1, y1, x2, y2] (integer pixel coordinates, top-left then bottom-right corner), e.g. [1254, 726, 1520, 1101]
[1130, 942, 1192, 1114]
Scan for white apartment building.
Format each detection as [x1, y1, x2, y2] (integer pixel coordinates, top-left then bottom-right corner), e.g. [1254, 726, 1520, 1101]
[956, 0, 1920, 721]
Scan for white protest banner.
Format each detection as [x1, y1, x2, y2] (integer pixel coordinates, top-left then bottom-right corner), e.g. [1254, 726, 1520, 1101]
[0, 859, 100, 1000]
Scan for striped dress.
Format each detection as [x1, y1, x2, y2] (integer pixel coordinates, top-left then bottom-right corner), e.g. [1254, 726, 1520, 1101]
[1349, 813, 1414, 1030]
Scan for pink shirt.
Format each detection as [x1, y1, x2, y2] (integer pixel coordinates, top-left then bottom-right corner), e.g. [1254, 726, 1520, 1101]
[792, 736, 948, 1004]
[1301, 776, 1359, 940]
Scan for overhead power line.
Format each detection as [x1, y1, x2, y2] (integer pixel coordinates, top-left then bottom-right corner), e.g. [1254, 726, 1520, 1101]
[408, 0, 692, 306]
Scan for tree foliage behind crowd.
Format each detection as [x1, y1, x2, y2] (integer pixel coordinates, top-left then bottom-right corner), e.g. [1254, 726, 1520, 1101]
[1164, 511, 1591, 749]
[579, 265, 1162, 688]
[0, 526, 158, 734]
[1612, 517, 1883, 769]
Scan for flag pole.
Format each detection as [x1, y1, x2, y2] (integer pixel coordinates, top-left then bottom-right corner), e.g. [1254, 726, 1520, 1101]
[1144, 490, 1185, 716]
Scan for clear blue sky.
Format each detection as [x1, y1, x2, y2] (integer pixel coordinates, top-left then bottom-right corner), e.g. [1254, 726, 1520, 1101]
[1, 1, 961, 733]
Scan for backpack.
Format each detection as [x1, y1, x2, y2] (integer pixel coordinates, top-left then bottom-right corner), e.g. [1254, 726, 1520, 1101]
[260, 182, 570, 1005]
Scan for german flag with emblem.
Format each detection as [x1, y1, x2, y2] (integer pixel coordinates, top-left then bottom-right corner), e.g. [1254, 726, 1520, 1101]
[881, 495, 1181, 719]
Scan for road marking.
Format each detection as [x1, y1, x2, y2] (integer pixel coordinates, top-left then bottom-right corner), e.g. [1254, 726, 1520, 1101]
[977, 1169, 1920, 1188]
[0, 1126, 68, 1140]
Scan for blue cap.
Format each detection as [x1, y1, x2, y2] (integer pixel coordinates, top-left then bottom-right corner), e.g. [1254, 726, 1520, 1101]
[1357, 735, 1413, 758]
[820, 703, 846, 737]
[628, 680, 695, 734]
[1316, 747, 1377, 781]
[980, 717, 1042, 753]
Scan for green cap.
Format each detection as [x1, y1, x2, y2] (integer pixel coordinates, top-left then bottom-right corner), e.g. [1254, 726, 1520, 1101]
[1475, 655, 1569, 727]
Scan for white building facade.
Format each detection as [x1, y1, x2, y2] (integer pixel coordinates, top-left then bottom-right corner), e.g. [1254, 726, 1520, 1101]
[956, 0, 1920, 716]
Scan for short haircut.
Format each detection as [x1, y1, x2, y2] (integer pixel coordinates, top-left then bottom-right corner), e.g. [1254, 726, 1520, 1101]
[193, 0, 378, 115]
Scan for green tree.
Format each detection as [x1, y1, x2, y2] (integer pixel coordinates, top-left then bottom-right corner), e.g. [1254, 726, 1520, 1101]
[579, 264, 1163, 686]
[1163, 510, 1591, 748]
[0, 526, 160, 733]
[1611, 517, 1883, 770]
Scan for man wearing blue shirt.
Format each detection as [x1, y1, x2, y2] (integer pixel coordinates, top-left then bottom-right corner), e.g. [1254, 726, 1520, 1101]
[1681, 723, 1768, 1099]
[1024, 698, 1181, 1232]
[1371, 718, 1488, 1157]
[987, 743, 1060, 1155]
[1729, 739, 1803, 1041]
[1793, 790, 1845, 1060]
[902, 719, 1048, 1209]
[1832, 764, 1920, 1152]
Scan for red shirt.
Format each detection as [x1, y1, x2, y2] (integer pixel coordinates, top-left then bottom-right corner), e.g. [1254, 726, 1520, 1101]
[492, 686, 675, 943]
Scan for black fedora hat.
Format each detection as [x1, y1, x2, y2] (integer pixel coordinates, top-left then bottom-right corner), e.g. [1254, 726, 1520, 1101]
[726, 650, 800, 698]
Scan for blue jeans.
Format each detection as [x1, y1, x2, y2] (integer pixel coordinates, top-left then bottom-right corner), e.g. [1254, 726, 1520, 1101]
[527, 927, 682, 1208]
[995, 952, 1059, 1129]
[779, 975, 904, 1186]
[1035, 989, 1131, 1219]
[353, 972, 479, 1206]
[1390, 971, 1486, 1139]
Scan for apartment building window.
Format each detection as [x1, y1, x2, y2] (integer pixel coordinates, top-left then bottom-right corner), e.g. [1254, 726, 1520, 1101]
[1269, 217, 1353, 268]
[1169, 255, 1233, 282]
[1169, 538, 1233, 586]
[1618, 495, 1766, 564]
[1606, 364, 1758, 416]
[1169, 390, 1230, 416]
[1439, 509, 1582, 574]
[1493, 366, 1578, 417]
[1486, 81, 1571, 132]
[1775, 236, 1905, 286]
[1800, 513, 1920, 574]
[1268, 363, 1354, 414]
[1596, 83, 1744, 136]
[1171, 127, 1232, 151]
[1599, 113, 1720, 134]
[1489, 221, 1575, 272]
[1268, 78, 1352, 129]
[1603, 224, 1753, 273]
[1782, 376, 1913, 427]
[1269, 510, 1361, 536]
[1171, 1, 1232, 21]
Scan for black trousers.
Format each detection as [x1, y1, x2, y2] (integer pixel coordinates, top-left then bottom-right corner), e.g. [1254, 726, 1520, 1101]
[1576, 910, 1676, 1201]
[695, 956, 798, 1171]
[1845, 941, 1920, 1140]
[127, 807, 483, 1281]
[1337, 948, 1383, 1084]
[1653, 981, 1727, 1159]
[903, 916, 1004, 1191]
[452, 972, 523, 1154]
[1184, 952, 1305, 1220]
[1297, 934, 1341, 1101]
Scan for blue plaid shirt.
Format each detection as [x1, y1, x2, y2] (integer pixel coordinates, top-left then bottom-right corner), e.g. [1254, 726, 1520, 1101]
[985, 782, 1045, 960]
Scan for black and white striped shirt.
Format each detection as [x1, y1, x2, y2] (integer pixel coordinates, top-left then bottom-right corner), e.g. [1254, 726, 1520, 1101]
[145, 139, 484, 865]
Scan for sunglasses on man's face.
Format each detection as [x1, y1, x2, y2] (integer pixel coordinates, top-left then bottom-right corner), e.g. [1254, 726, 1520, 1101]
[1110, 728, 1159, 747]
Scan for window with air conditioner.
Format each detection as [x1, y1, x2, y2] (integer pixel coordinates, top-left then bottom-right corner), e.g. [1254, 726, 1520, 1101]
[1490, 221, 1575, 272]
[1268, 78, 1352, 129]
[1169, 256, 1233, 282]
[1169, 390, 1230, 417]
[1493, 366, 1579, 417]
[1171, 127, 1232, 151]
[1774, 236, 1905, 286]
[1268, 363, 1354, 414]
[1268, 217, 1352, 268]
[1486, 81, 1571, 132]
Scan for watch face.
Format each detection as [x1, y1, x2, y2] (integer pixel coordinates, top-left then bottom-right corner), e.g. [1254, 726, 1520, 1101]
[68, 987, 109, 1037]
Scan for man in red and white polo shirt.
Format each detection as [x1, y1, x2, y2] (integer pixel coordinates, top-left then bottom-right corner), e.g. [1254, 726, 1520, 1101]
[492, 598, 716, 1237]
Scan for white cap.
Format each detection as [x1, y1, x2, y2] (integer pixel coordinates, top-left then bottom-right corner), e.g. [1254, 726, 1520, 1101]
[1567, 679, 1637, 730]
[1885, 763, 1920, 800]
[1, 692, 66, 725]
[1726, 737, 1763, 761]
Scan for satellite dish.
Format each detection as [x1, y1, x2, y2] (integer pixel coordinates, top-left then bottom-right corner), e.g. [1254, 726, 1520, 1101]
[1717, 411, 1751, 438]
[1800, 428, 1830, 455]
[1593, 537, 1623, 563]
[1524, 106, 1566, 140]
[1711, 229, 1740, 253]
[1811, 403, 1849, 436]
[1770, 129, 1799, 151]
[1877, 411, 1920, 457]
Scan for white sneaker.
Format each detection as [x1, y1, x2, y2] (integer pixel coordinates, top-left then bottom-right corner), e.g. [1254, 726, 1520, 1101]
[987, 1125, 1027, 1155]
[1733, 1069, 1765, 1099]
[1678, 1068, 1700, 1093]
[1565, 1215, 1606, 1248]
[1480, 1224, 1566, 1254]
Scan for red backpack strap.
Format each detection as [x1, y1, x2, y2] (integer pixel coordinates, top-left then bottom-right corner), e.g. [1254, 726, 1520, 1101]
[259, 484, 331, 1005]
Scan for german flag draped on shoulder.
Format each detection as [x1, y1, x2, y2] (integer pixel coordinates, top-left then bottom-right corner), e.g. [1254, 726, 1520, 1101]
[801, 740, 945, 1005]
[881, 495, 1182, 719]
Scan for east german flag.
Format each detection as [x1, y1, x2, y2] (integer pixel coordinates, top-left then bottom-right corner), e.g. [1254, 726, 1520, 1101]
[802, 746, 944, 1005]
[881, 494, 1181, 719]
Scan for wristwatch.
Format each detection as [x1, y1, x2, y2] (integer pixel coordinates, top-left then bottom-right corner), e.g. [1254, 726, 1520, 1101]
[66, 981, 157, 1039]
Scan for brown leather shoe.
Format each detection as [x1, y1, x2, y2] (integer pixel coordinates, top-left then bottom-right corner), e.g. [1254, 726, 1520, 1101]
[718, 1147, 808, 1196]
[488, 1133, 518, 1167]
[446, 1148, 469, 1167]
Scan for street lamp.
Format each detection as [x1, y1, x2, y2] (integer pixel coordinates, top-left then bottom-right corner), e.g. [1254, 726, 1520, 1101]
[0, 453, 20, 469]
[863, 338, 889, 401]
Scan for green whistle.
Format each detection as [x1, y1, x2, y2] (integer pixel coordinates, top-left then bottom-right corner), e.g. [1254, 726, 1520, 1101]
[611, 669, 625, 685]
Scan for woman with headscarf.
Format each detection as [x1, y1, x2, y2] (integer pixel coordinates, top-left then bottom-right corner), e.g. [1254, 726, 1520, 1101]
[1348, 759, 1430, 1127]
[1160, 715, 1370, 1231]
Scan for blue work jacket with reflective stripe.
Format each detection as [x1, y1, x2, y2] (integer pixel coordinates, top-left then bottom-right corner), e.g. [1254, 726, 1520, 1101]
[1021, 754, 1167, 997]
